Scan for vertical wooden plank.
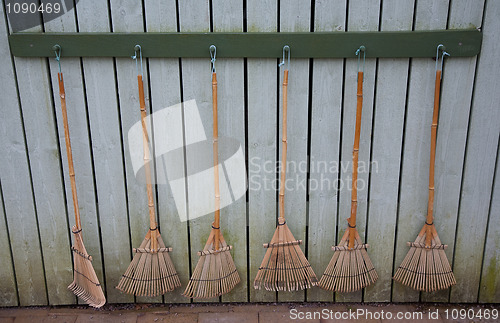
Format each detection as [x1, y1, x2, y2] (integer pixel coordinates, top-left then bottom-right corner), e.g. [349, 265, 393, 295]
[422, 0, 485, 303]
[247, 0, 278, 303]
[212, 0, 247, 302]
[307, 0, 346, 303]
[451, 0, 499, 303]
[8, 5, 74, 305]
[144, 0, 190, 304]
[479, 143, 500, 303]
[43, 0, 104, 305]
[0, 183, 18, 306]
[336, 0, 380, 303]
[178, 0, 214, 303]
[0, 3, 46, 307]
[364, 0, 414, 303]
[278, 0, 310, 303]
[392, 0, 449, 303]
[15, 58, 73, 306]
[75, 0, 133, 303]
[109, 0, 161, 304]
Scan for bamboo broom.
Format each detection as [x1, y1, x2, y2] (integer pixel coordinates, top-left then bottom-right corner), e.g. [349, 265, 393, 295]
[117, 45, 181, 296]
[393, 45, 456, 292]
[254, 45, 318, 292]
[53, 45, 106, 308]
[318, 46, 378, 292]
[183, 45, 240, 299]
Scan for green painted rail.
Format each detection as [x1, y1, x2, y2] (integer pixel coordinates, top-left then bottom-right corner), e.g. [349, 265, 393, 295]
[8, 30, 481, 58]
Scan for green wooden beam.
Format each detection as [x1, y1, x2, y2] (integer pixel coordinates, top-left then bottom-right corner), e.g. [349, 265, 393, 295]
[9, 30, 481, 58]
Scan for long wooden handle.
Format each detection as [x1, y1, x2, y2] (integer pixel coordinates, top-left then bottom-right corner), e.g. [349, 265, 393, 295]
[348, 71, 363, 249]
[279, 70, 289, 222]
[58, 73, 81, 231]
[137, 75, 157, 251]
[425, 70, 441, 247]
[212, 72, 221, 250]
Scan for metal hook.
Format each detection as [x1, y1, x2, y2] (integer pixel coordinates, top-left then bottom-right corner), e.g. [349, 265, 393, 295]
[53, 44, 62, 73]
[356, 45, 366, 75]
[435, 44, 449, 79]
[441, 50, 450, 75]
[210, 45, 216, 73]
[132, 44, 143, 76]
[279, 45, 290, 70]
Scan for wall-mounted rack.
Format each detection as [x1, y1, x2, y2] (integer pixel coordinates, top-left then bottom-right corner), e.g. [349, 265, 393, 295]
[9, 30, 481, 58]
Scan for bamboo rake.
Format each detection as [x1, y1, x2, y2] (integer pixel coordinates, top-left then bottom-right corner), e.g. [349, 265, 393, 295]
[183, 49, 240, 298]
[318, 56, 378, 292]
[393, 46, 456, 291]
[57, 62, 106, 307]
[254, 47, 318, 292]
[116, 55, 181, 296]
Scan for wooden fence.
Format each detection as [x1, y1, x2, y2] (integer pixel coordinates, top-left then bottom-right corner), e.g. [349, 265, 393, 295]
[0, 0, 499, 306]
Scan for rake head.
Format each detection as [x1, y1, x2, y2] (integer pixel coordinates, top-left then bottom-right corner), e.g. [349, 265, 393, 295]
[393, 223, 456, 292]
[183, 228, 240, 299]
[254, 219, 317, 291]
[318, 229, 378, 292]
[68, 227, 106, 308]
[117, 230, 181, 296]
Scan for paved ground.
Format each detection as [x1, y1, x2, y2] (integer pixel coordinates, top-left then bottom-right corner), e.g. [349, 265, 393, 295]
[0, 303, 499, 322]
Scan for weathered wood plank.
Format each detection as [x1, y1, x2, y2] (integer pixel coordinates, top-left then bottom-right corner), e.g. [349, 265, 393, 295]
[479, 141, 500, 303]
[0, 4, 46, 307]
[144, 0, 190, 304]
[15, 61, 73, 306]
[109, 0, 161, 304]
[422, 0, 485, 303]
[178, 0, 215, 303]
[307, 0, 346, 303]
[247, 0, 278, 303]
[44, 1, 104, 306]
[75, 0, 133, 303]
[0, 183, 17, 306]
[364, 0, 414, 303]
[392, 0, 449, 303]
[212, 0, 247, 303]
[278, 0, 311, 303]
[336, 0, 380, 303]
[451, 0, 499, 303]
[9, 6, 74, 304]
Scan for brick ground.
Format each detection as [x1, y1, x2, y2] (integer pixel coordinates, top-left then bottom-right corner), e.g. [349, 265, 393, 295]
[0, 303, 498, 322]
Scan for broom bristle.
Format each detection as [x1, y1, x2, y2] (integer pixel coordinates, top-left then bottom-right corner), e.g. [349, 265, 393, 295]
[393, 224, 456, 292]
[68, 227, 106, 308]
[254, 221, 317, 291]
[117, 231, 181, 296]
[318, 229, 378, 292]
[183, 229, 240, 299]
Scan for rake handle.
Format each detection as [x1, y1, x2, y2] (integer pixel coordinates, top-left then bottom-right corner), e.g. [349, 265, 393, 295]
[138, 75, 158, 252]
[426, 70, 441, 247]
[348, 71, 363, 250]
[278, 69, 288, 243]
[212, 72, 221, 251]
[279, 70, 288, 220]
[58, 73, 81, 231]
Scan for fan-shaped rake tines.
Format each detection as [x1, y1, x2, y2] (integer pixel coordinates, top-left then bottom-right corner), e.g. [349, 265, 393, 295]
[393, 224, 456, 292]
[68, 227, 106, 308]
[183, 228, 240, 299]
[254, 219, 318, 291]
[318, 229, 378, 292]
[117, 230, 181, 297]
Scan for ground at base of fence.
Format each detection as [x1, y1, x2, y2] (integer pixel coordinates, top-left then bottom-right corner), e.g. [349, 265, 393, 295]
[0, 302, 499, 323]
